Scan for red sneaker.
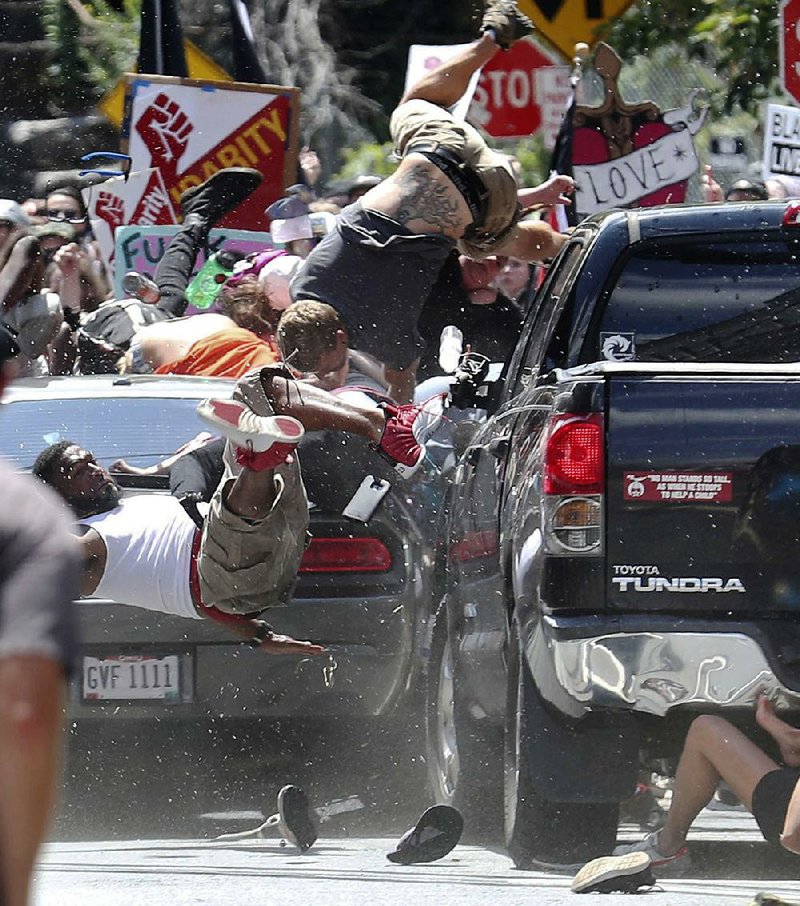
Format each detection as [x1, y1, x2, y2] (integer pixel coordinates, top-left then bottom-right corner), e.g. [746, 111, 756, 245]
[197, 398, 304, 470]
[373, 395, 446, 479]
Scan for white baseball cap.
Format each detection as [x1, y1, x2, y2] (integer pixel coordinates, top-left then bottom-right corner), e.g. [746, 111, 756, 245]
[0, 199, 29, 228]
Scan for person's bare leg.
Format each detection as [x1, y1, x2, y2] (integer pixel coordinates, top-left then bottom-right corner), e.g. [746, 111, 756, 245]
[401, 35, 499, 107]
[656, 715, 779, 857]
[223, 468, 278, 521]
[261, 372, 385, 443]
[0, 656, 65, 906]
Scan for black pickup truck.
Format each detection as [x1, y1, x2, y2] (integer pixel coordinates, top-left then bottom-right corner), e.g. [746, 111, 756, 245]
[425, 200, 800, 868]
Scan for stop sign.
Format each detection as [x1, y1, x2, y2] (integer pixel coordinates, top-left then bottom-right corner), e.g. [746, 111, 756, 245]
[781, 0, 800, 104]
[469, 38, 567, 139]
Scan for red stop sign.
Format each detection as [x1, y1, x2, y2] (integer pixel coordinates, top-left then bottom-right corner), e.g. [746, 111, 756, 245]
[781, 0, 800, 104]
[469, 38, 562, 138]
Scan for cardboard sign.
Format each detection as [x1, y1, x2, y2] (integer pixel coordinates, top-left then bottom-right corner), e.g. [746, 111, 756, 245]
[82, 169, 178, 277]
[122, 75, 300, 231]
[404, 44, 479, 121]
[113, 225, 273, 314]
[763, 103, 800, 180]
[624, 472, 733, 503]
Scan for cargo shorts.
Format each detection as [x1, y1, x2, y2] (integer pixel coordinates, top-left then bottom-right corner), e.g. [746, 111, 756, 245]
[390, 99, 521, 257]
[197, 366, 310, 615]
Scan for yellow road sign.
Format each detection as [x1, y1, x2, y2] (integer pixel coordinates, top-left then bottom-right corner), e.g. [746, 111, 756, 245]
[98, 40, 232, 128]
[519, 0, 635, 60]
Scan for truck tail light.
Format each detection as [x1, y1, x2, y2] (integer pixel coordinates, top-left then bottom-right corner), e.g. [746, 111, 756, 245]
[543, 413, 604, 555]
[299, 537, 392, 573]
[543, 413, 605, 495]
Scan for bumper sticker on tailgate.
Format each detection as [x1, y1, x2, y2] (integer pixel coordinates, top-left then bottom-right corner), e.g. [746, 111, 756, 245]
[624, 471, 733, 503]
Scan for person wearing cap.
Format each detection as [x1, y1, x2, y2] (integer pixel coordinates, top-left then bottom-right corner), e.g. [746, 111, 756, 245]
[288, 0, 572, 403]
[0, 324, 79, 906]
[266, 193, 318, 259]
[0, 199, 30, 251]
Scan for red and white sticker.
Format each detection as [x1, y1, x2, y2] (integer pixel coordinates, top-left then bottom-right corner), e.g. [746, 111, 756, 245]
[623, 472, 733, 503]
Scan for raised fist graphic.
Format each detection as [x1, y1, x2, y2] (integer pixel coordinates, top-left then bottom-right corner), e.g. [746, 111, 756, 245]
[135, 92, 193, 178]
[94, 191, 126, 232]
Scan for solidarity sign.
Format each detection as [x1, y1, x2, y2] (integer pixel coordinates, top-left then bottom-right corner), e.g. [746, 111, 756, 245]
[120, 75, 300, 232]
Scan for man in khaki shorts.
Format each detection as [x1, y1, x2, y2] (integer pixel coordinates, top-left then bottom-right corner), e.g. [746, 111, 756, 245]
[287, 0, 574, 403]
[32, 363, 433, 649]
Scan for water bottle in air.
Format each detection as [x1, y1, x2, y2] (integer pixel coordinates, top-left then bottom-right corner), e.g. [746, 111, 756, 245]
[122, 271, 160, 304]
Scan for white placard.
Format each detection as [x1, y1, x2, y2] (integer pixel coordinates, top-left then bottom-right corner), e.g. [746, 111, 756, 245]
[404, 44, 480, 121]
[763, 102, 800, 180]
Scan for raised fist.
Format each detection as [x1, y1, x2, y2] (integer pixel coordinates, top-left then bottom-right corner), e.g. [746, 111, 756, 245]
[135, 93, 193, 174]
[95, 192, 126, 232]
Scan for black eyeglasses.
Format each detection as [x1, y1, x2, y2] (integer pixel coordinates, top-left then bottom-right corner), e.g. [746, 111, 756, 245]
[45, 209, 86, 224]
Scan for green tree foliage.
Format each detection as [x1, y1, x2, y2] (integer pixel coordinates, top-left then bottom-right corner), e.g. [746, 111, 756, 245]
[43, 0, 139, 112]
[601, 0, 778, 115]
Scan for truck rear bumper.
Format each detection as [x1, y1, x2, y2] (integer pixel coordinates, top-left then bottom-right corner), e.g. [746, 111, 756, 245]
[530, 616, 800, 718]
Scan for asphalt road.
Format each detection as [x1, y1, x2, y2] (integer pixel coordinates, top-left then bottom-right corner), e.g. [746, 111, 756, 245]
[32, 721, 800, 905]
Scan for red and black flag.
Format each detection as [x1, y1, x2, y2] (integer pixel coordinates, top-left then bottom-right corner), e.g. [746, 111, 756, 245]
[228, 0, 268, 83]
[547, 93, 578, 231]
[137, 0, 188, 77]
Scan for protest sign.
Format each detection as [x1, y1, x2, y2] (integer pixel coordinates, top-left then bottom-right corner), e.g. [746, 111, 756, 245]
[122, 75, 300, 231]
[763, 103, 800, 180]
[569, 44, 707, 216]
[404, 45, 479, 121]
[82, 169, 177, 277]
[113, 225, 273, 315]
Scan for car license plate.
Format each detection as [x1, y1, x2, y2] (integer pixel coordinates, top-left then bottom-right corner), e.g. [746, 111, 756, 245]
[82, 655, 182, 702]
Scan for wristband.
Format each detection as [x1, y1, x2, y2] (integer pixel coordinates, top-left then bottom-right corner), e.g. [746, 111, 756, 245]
[247, 620, 274, 648]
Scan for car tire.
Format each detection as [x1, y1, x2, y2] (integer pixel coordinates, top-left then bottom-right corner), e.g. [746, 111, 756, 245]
[425, 600, 503, 840]
[504, 618, 619, 869]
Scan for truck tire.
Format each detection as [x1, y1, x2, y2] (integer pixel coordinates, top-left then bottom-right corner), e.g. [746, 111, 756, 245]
[504, 619, 619, 868]
[425, 601, 503, 840]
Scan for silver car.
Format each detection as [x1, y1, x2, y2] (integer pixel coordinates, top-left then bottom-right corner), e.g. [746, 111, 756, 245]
[0, 374, 437, 723]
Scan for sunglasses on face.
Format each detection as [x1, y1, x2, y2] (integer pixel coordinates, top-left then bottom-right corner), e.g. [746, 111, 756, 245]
[46, 209, 86, 224]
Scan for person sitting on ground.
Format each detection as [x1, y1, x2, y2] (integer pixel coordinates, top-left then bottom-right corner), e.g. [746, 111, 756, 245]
[33, 362, 441, 653]
[610, 695, 800, 870]
[288, 0, 572, 403]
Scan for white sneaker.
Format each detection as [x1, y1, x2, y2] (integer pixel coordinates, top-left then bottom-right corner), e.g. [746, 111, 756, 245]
[613, 829, 690, 872]
[196, 398, 304, 452]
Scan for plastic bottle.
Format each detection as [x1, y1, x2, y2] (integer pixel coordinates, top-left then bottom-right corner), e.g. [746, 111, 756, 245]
[184, 252, 237, 310]
[122, 271, 160, 304]
[438, 325, 464, 373]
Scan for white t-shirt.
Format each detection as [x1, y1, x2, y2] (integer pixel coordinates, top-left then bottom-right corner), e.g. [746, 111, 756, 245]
[82, 495, 201, 620]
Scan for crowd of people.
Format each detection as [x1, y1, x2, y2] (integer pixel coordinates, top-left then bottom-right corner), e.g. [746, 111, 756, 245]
[1, 0, 799, 903]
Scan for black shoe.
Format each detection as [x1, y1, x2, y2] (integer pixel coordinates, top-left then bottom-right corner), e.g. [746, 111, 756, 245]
[572, 852, 656, 894]
[277, 785, 318, 853]
[481, 0, 534, 50]
[179, 167, 263, 226]
[386, 805, 463, 865]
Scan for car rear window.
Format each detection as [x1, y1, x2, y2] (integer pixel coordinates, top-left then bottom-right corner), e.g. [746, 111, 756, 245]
[0, 396, 211, 471]
[588, 238, 800, 363]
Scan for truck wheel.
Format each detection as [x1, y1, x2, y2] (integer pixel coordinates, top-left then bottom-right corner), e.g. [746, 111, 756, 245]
[504, 620, 619, 868]
[425, 601, 502, 839]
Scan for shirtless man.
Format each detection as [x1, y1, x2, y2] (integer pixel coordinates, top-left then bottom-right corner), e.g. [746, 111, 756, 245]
[286, 1, 573, 402]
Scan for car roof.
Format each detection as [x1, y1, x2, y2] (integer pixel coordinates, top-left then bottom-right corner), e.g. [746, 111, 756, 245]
[587, 200, 796, 242]
[2, 374, 237, 404]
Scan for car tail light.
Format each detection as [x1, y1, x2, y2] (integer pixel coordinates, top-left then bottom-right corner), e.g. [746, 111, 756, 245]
[299, 537, 392, 573]
[543, 413, 605, 495]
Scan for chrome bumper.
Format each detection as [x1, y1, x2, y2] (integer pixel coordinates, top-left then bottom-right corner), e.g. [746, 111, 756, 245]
[538, 628, 800, 717]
